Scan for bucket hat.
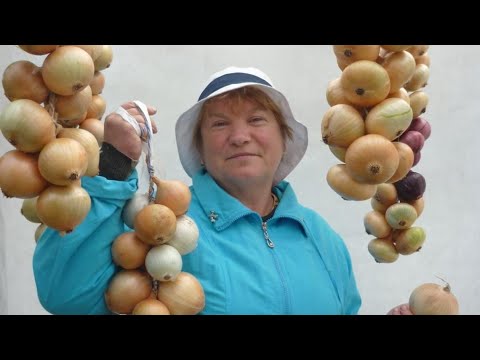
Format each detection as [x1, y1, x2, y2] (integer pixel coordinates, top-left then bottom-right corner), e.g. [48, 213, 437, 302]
[175, 66, 308, 185]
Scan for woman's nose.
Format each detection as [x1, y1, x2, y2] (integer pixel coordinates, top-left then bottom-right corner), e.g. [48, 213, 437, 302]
[229, 124, 250, 146]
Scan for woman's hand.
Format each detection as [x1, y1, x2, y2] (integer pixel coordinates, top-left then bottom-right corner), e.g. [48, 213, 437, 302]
[104, 101, 158, 161]
[387, 303, 413, 315]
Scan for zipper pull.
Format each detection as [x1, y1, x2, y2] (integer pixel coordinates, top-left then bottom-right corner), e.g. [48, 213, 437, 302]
[262, 222, 275, 249]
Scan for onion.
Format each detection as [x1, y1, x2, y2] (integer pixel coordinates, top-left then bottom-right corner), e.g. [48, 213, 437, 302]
[145, 244, 182, 281]
[387, 88, 410, 104]
[408, 197, 424, 217]
[132, 298, 170, 315]
[54, 86, 93, 122]
[386, 142, 414, 183]
[328, 145, 347, 162]
[409, 90, 429, 119]
[372, 183, 398, 210]
[167, 215, 199, 255]
[385, 202, 418, 230]
[326, 78, 359, 108]
[111, 232, 151, 270]
[392, 226, 426, 255]
[394, 171, 426, 202]
[86, 95, 106, 120]
[404, 64, 430, 92]
[321, 104, 365, 147]
[0, 99, 56, 153]
[89, 71, 105, 95]
[134, 204, 177, 245]
[152, 176, 192, 216]
[345, 134, 400, 185]
[365, 98, 413, 140]
[326, 164, 377, 201]
[2, 60, 49, 103]
[333, 45, 380, 65]
[415, 53, 431, 67]
[412, 151, 421, 167]
[21, 197, 41, 223]
[72, 45, 103, 61]
[79, 118, 104, 145]
[367, 237, 399, 263]
[57, 128, 100, 177]
[364, 210, 391, 238]
[38, 138, 88, 185]
[41, 46, 95, 96]
[18, 45, 58, 55]
[407, 117, 431, 140]
[122, 192, 150, 229]
[341, 60, 391, 107]
[104, 270, 152, 315]
[34, 223, 47, 243]
[409, 280, 459, 315]
[156, 272, 205, 315]
[94, 45, 113, 71]
[36, 184, 91, 234]
[382, 51, 416, 93]
[0, 150, 48, 198]
[381, 45, 412, 52]
[407, 45, 430, 58]
[399, 130, 425, 153]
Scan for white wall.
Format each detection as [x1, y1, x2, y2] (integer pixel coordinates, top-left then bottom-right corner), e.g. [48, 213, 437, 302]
[0, 45, 478, 315]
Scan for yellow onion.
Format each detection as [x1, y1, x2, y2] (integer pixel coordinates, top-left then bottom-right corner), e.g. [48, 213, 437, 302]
[54, 86, 92, 122]
[57, 128, 100, 177]
[157, 272, 205, 315]
[408, 197, 424, 218]
[409, 280, 459, 315]
[326, 164, 377, 201]
[86, 95, 106, 120]
[79, 118, 104, 145]
[89, 71, 105, 95]
[387, 88, 410, 104]
[341, 60, 391, 107]
[364, 210, 392, 238]
[36, 184, 91, 234]
[407, 45, 430, 58]
[38, 138, 88, 185]
[2, 60, 49, 103]
[111, 232, 151, 270]
[57, 112, 88, 128]
[134, 204, 177, 245]
[0, 99, 56, 153]
[21, 197, 41, 223]
[392, 226, 425, 255]
[167, 215, 199, 255]
[329, 145, 347, 162]
[382, 51, 416, 93]
[381, 45, 412, 52]
[145, 244, 183, 281]
[326, 78, 358, 108]
[42, 46, 94, 96]
[367, 237, 399, 263]
[321, 104, 365, 147]
[72, 45, 103, 61]
[18, 45, 58, 55]
[404, 64, 430, 92]
[333, 45, 380, 66]
[152, 176, 192, 216]
[94, 45, 113, 71]
[132, 298, 170, 315]
[371, 183, 398, 213]
[365, 98, 413, 141]
[409, 90, 429, 119]
[386, 142, 414, 183]
[0, 150, 49, 198]
[345, 134, 400, 185]
[336, 56, 350, 71]
[385, 202, 417, 230]
[104, 270, 152, 315]
[34, 223, 47, 243]
[415, 53, 431, 67]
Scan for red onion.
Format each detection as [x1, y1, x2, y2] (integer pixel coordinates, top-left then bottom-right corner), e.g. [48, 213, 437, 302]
[413, 151, 421, 167]
[394, 171, 426, 201]
[399, 130, 425, 153]
[408, 117, 431, 140]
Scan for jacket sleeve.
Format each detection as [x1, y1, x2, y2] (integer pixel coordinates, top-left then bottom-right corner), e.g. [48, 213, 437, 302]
[32, 171, 139, 315]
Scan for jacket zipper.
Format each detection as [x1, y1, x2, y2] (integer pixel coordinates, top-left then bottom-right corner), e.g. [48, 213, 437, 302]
[262, 221, 275, 248]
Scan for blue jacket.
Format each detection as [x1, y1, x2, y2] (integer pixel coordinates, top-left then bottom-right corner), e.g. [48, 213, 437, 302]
[33, 169, 361, 315]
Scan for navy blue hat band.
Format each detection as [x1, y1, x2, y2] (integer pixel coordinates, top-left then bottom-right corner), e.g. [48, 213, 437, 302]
[198, 73, 272, 101]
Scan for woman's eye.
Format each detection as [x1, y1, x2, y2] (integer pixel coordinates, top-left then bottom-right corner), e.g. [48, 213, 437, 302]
[212, 121, 227, 127]
[250, 117, 264, 123]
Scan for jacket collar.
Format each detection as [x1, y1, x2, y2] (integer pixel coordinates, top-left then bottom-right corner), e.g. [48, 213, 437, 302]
[192, 169, 307, 234]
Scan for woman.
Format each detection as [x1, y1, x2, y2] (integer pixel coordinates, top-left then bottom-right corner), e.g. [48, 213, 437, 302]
[33, 66, 407, 315]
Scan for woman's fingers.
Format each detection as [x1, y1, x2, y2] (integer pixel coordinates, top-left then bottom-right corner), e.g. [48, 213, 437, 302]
[120, 102, 158, 134]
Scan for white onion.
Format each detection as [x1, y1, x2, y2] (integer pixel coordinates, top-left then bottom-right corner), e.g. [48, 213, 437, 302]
[145, 244, 182, 282]
[122, 192, 150, 229]
[167, 215, 199, 255]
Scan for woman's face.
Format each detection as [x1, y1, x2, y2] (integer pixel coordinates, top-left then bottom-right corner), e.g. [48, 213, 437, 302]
[199, 96, 284, 189]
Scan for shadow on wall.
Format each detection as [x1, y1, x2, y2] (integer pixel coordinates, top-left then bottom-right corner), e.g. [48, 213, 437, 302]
[0, 202, 7, 314]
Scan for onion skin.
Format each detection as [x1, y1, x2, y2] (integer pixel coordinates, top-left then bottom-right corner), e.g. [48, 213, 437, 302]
[2, 60, 50, 103]
[321, 104, 365, 147]
[364, 211, 392, 238]
[18, 45, 58, 55]
[122, 193, 150, 229]
[409, 282, 459, 315]
[368, 237, 399, 263]
[156, 272, 205, 315]
[152, 176, 192, 216]
[326, 164, 377, 201]
[94, 45, 113, 71]
[132, 298, 170, 315]
[394, 171, 426, 202]
[134, 204, 177, 245]
[392, 226, 426, 255]
[399, 130, 425, 153]
[408, 117, 431, 140]
[111, 232, 151, 270]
